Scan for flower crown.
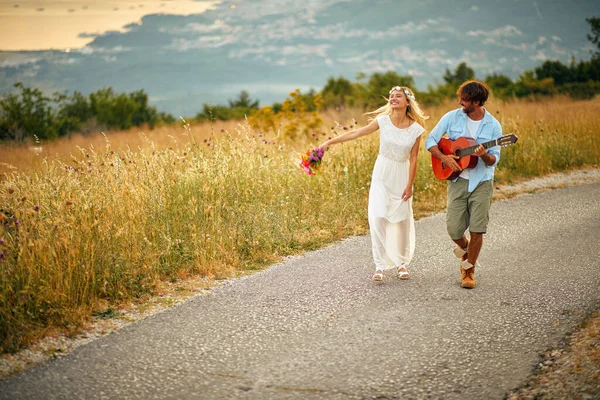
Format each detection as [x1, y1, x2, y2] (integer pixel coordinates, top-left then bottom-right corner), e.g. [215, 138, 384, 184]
[389, 86, 416, 101]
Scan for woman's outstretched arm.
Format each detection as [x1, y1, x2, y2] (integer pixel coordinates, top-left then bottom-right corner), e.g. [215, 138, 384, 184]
[320, 119, 379, 150]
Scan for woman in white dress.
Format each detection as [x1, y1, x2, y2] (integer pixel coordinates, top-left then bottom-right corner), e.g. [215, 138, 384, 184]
[320, 86, 428, 281]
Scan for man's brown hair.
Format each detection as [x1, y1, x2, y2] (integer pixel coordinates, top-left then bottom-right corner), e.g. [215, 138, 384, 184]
[457, 80, 489, 106]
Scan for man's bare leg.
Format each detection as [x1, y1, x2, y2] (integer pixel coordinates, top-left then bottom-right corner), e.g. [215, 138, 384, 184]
[453, 236, 469, 252]
[467, 232, 483, 266]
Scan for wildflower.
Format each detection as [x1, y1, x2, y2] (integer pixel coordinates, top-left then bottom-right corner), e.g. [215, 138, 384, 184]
[0, 253, 4, 260]
[299, 147, 325, 176]
[343, 126, 348, 130]
[34, 205, 40, 212]
[0, 238, 4, 245]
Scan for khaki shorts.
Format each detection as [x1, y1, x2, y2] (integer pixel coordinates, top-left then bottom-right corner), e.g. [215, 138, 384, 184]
[446, 178, 493, 240]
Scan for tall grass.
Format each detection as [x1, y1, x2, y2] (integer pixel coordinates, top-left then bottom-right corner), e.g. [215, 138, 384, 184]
[1, 96, 599, 353]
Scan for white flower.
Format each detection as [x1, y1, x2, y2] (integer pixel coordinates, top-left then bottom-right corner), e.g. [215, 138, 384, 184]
[389, 86, 416, 101]
[403, 89, 416, 101]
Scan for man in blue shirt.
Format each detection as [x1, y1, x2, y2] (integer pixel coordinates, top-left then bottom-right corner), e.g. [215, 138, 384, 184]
[425, 80, 502, 289]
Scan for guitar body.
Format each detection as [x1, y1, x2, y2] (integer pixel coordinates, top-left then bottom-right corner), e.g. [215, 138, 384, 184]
[432, 137, 479, 180]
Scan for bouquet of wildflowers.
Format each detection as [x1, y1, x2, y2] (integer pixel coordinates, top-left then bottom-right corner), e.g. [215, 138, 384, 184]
[299, 147, 325, 175]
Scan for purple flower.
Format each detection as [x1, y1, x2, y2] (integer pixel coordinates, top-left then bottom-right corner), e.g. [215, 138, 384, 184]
[34, 205, 40, 212]
[0, 238, 4, 245]
[0, 253, 4, 260]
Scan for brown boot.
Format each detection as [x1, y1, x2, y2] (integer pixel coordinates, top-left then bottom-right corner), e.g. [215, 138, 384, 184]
[460, 259, 476, 289]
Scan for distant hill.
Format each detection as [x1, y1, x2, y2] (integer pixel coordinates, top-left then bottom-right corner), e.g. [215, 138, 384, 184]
[0, 0, 597, 115]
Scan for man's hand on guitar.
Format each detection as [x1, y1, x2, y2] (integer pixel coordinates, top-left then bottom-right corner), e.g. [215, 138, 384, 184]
[473, 144, 487, 157]
[474, 144, 496, 166]
[442, 154, 462, 172]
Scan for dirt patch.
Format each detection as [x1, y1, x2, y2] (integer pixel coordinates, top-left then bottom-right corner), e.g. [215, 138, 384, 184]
[505, 310, 600, 400]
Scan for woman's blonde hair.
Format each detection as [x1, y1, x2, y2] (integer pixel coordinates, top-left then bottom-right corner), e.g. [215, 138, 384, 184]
[366, 86, 429, 126]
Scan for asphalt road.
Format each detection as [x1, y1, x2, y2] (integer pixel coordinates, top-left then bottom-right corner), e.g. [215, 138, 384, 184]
[1, 182, 599, 400]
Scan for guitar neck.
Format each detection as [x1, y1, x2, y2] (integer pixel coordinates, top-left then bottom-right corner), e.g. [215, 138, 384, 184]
[460, 139, 499, 156]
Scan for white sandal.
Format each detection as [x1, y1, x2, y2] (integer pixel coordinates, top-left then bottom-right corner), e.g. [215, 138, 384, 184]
[397, 265, 409, 280]
[372, 268, 384, 281]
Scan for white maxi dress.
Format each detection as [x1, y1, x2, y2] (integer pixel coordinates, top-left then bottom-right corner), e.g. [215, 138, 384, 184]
[368, 115, 424, 270]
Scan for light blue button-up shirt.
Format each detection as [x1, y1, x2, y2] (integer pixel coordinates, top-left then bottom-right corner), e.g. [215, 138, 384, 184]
[425, 108, 502, 192]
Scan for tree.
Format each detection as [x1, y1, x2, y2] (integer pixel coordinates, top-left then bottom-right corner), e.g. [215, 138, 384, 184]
[485, 74, 515, 99]
[486, 73, 513, 88]
[89, 87, 139, 130]
[443, 62, 475, 86]
[227, 91, 259, 109]
[0, 82, 58, 141]
[55, 91, 92, 136]
[535, 60, 573, 85]
[586, 17, 600, 58]
[129, 90, 159, 128]
[363, 71, 415, 108]
[89, 87, 117, 129]
[321, 76, 353, 108]
[367, 71, 414, 96]
[196, 91, 260, 122]
[513, 71, 558, 97]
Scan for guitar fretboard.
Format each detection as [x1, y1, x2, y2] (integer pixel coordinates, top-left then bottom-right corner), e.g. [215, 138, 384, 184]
[458, 138, 500, 157]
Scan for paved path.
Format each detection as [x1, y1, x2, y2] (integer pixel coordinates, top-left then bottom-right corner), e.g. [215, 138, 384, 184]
[1, 183, 599, 400]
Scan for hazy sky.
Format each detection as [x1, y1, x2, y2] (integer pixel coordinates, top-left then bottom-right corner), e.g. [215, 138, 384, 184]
[0, 0, 220, 51]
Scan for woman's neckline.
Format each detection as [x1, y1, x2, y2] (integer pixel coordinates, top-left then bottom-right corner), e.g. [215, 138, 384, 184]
[387, 114, 412, 130]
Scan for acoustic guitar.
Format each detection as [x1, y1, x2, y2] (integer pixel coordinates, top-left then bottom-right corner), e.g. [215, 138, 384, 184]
[432, 134, 518, 180]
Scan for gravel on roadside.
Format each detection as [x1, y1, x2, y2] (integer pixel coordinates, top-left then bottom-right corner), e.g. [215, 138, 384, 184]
[505, 309, 600, 400]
